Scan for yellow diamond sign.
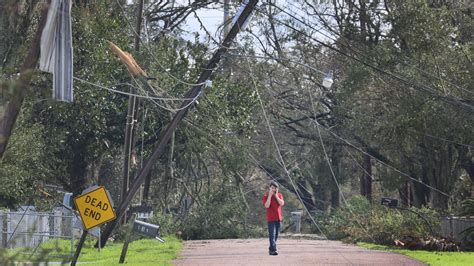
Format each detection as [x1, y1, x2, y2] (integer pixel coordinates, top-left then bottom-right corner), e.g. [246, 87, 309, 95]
[74, 186, 117, 230]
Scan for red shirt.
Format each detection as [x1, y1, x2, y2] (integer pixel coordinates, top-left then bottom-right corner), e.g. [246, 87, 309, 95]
[262, 192, 283, 222]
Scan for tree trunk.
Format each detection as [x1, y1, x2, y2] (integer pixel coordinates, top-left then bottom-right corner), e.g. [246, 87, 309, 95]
[70, 160, 88, 198]
[330, 189, 340, 209]
[458, 146, 474, 183]
[1, 0, 36, 69]
[142, 172, 151, 202]
[410, 165, 429, 208]
[429, 189, 448, 210]
[428, 158, 450, 210]
[0, 0, 50, 158]
[399, 180, 411, 207]
[358, 0, 368, 43]
[423, 142, 455, 210]
[330, 146, 341, 208]
[296, 180, 316, 211]
[312, 183, 327, 211]
[360, 154, 372, 202]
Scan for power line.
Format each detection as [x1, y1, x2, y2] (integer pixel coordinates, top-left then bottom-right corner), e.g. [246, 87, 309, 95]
[129, 75, 203, 112]
[252, 5, 474, 113]
[99, 0, 261, 248]
[234, 57, 452, 198]
[193, 10, 222, 47]
[229, 56, 473, 153]
[230, 52, 473, 148]
[329, 104, 474, 149]
[307, 85, 375, 241]
[227, 53, 328, 76]
[114, 0, 208, 87]
[244, 52, 329, 239]
[276, 2, 473, 98]
[244, 50, 376, 240]
[184, 93, 374, 235]
[273, 1, 473, 96]
[227, 52, 473, 148]
[286, 93, 452, 197]
[344, 146, 385, 195]
[308, 92, 348, 205]
[73, 76, 196, 101]
[176, 104, 340, 215]
[248, 154, 334, 211]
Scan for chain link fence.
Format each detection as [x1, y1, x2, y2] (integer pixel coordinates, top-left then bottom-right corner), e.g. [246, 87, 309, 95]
[0, 207, 76, 259]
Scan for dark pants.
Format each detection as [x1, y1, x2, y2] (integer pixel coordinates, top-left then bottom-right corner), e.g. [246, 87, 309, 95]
[267, 221, 280, 252]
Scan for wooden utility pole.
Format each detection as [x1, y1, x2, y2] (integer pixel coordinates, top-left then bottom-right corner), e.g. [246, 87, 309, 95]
[141, 0, 176, 204]
[121, 0, 144, 223]
[97, 0, 259, 248]
[222, 0, 232, 74]
[223, 0, 232, 37]
[0, 1, 51, 158]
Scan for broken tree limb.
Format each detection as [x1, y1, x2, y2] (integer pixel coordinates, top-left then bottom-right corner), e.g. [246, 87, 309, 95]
[108, 41, 147, 77]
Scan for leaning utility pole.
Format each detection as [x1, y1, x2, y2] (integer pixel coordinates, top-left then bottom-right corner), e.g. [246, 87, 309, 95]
[121, 0, 144, 224]
[222, 0, 232, 73]
[98, 0, 259, 247]
[223, 0, 232, 37]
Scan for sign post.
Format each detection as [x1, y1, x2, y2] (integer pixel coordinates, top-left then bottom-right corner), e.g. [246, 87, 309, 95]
[71, 186, 116, 265]
[119, 214, 136, 264]
[71, 229, 88, 266]
[119, 219, 164, 264]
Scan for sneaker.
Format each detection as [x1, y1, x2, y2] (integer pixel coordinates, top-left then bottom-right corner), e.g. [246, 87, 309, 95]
[269, 251, 278, 256]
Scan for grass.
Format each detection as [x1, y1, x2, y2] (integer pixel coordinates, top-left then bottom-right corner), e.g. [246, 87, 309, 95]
[5, 235, 182, 265]
[358, 242, 474, 266]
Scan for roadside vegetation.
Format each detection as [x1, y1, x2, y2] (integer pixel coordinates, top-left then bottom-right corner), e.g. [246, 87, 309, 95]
[4, 236, 182, 265]
[0, 0, 472, 263]
[359, 242, 474, 266]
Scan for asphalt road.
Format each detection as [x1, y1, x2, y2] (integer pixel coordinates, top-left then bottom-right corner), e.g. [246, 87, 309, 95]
[173, 238, 425, 266]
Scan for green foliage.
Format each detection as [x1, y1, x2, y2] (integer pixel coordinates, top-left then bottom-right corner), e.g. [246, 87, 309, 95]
[333, 0, 474, 210]
[8, 236, 181, 265]
[0, 117, 52, 208]
[458, 198, 474, 216]
[1, 1, 133, 206]
[148, 184, 265, 240]
[179, 186, 251, 240]
[1, 235, 53, 265]
[148, 212, 181, 237]
[359, 242, 474, 266]
[12, 2, 132, 197]
[316, 196, 440, 245]
[0, 248, 17, 266]
[1, 0, 472, 243]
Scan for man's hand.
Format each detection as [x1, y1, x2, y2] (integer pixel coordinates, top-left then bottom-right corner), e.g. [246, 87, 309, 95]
[265, 188, 273, 208]
[268, 188, 274, 196]
[274, 188, 284, 206]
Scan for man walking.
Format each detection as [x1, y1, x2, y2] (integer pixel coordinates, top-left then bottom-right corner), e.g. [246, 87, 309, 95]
[262, 181, 284, 255]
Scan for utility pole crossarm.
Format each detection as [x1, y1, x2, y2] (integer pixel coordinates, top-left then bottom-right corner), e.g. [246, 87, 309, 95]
[97, 0, 259, 248]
